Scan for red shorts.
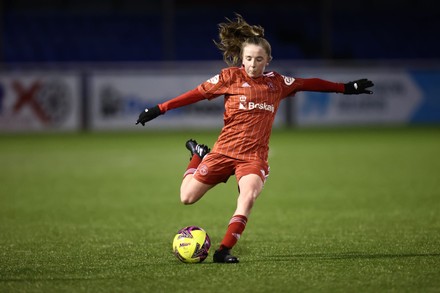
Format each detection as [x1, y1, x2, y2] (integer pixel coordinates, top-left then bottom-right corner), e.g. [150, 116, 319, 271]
[193, 152, 270, 185]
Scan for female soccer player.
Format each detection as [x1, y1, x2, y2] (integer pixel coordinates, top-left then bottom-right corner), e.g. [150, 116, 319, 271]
[136, 14, 374, 263]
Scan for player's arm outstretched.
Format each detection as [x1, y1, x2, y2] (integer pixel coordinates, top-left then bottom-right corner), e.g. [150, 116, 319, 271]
[136, 88, 207, 126]
[292, 77, 374, 95]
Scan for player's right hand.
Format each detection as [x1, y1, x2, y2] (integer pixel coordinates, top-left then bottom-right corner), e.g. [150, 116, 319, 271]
[136, 105, 162, 126]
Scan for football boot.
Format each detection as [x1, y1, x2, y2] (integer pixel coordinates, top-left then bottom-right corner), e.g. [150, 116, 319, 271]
[185, 139, 210, 160]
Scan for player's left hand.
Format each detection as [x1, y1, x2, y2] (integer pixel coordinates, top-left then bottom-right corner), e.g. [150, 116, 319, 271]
[344, 79, 374, 94]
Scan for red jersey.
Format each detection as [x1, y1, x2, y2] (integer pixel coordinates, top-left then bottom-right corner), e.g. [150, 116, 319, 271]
[197, 67, 344, 162]
[159, 66, 344, 162]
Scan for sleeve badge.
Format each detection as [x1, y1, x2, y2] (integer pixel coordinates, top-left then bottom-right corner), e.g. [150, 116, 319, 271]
[282, 75, 295, 86]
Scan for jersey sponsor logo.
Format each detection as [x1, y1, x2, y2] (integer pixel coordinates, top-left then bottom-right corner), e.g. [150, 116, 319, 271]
[248, 102, 275, 113]
[207, 74, 219, 84]
[241, 82, 251, 87]
[239, 95, 247, 110]
[238, 95, 274, 113]
[282, 75, 295, 86]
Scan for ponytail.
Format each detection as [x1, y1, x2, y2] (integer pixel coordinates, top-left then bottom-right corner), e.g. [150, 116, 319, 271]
[214, 14, 272, 66]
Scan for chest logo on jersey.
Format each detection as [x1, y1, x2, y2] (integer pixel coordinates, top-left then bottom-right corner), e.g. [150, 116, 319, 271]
[238, 95, 274, 113]
[267, 82, 277, 92]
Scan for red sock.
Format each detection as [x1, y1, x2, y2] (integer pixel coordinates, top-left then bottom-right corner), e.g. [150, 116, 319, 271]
[183, 155, 201, 178]
[219, 215, 248, 250]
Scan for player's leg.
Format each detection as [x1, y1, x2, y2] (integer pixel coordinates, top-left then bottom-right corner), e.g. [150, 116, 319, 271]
[214, 164, 267, 263]
[214, 161, 269, 263]
[180, 139, 213, 204]
[180, 175, 213, 204]
[234, 173, 264, 217]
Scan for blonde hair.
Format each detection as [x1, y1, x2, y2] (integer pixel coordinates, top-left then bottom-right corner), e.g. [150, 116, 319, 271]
[214, 14, 273, 67]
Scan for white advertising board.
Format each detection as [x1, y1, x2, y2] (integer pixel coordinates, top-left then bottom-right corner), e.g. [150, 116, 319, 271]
[0, 72, 81, 132]
[293, 69, 423, 126]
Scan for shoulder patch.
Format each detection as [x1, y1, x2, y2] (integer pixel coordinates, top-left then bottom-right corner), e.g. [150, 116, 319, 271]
[282, 75, 295, 86]
[207, 74, 219, 84]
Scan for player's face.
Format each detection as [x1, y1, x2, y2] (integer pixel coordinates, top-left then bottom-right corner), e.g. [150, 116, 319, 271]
[242, 44, 269, 78]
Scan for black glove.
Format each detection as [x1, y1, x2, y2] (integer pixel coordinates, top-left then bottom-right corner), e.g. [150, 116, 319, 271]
[136, 105, 162, 126]
[344, 79, 374, 95]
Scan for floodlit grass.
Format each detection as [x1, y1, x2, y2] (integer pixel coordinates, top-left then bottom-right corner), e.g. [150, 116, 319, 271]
[1, 127, 439, 292]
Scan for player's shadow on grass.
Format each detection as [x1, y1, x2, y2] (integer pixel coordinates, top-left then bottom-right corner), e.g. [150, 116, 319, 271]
[260, 252, 440, 261]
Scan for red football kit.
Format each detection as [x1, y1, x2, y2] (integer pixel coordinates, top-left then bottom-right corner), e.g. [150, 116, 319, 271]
[159, 66, 344, 184]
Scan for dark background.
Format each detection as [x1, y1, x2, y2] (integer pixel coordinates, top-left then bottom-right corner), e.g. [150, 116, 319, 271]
[1, 0, 439, 63]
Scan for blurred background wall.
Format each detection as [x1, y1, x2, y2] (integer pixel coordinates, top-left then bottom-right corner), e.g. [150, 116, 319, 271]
[0, 0, 439, 131]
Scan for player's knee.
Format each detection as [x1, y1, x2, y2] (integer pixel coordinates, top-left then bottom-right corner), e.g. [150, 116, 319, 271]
[245, 193, 258, 205]
[180, 181, 210, 205]
[180, 196, 194, 205]
[241, 188, 261, 204]
[180, 190, 197, 205]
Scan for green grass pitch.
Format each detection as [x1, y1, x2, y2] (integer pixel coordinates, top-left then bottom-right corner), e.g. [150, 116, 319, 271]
[1, 127, 439, 292]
